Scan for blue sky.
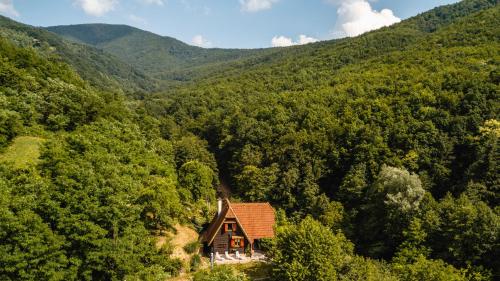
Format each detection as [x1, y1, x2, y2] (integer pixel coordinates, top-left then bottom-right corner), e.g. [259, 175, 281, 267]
[1, 0, 459, 48]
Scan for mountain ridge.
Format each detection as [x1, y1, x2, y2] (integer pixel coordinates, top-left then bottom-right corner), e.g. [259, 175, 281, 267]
[0, 15, 157, 93]
[47, 23, 272, 81]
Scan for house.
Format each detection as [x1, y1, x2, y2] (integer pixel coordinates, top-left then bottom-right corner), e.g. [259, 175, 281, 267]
[201, 198, 275, 257]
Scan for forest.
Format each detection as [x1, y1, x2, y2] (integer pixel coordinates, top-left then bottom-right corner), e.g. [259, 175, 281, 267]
[0, 0, 498, 280]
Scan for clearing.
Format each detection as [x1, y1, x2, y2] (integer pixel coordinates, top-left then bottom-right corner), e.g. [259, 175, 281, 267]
[0, 136, 45, 169]
[157, 224, 200, 280]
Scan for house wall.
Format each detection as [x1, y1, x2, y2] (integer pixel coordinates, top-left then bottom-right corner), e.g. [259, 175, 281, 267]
[211, 221, 247, 255]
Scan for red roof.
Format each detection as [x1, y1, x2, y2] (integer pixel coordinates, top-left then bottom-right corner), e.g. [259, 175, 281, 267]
[203, 199, 275, 244]
[230, 202, 275, 241]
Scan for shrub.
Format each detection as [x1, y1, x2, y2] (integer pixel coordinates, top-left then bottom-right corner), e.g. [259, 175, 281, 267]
[193, 266, 249, 281]
[183, 240, 201, 254]
[190, 254, 202, 272]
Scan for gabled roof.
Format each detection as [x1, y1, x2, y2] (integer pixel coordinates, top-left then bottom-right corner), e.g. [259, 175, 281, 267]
[202, 199, 275, 244]
[230, 202, 275, 241]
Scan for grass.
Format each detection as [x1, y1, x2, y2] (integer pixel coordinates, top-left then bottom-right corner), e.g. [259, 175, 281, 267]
[233, 262, 273, 281]
[0, 136, 45, 169]
[170, 262, 273, 281]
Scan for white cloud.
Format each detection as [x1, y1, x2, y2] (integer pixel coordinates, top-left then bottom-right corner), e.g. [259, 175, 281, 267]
[140, 0, 164, 6]
[74, 0, 118, 17]
[329, 0, 400, 38]
[271, 36, 294, 47]
[240, 0, 278, 12]
[298, 34, 319, 45]
[192, 35, 212, 48]
[271, 34, 319, 47]
[0, 0, 19, 17]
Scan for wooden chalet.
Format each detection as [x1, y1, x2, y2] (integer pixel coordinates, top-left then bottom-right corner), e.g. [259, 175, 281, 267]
[201, 198, 275, 257]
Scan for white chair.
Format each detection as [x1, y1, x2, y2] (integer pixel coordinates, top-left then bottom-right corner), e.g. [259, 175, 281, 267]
[235, 251, 245, 260]
[225, 251, 235, 260]
[215, 252, 225, 261]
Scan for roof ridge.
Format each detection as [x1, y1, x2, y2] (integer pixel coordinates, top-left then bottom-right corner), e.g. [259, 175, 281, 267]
[226, 198, 253, 242]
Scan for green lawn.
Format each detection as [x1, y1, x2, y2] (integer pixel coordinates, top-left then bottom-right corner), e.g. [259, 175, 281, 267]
[0, 136, 45, 169]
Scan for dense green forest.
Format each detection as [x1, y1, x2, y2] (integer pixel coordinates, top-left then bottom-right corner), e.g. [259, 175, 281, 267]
[0, 15, 157, 93]
[0, 0, 499, 280]
[47, 24, 276, 83]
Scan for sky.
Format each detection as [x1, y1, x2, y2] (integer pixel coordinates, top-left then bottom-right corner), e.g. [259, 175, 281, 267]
[0, 0, 460, 49]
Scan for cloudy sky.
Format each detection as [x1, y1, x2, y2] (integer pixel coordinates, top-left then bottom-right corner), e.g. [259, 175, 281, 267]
[0, 0, 459, 48]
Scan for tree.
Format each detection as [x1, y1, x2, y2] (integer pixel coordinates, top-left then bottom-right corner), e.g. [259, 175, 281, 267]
[392, 255, 469, 281]
[0, 109, 21, 147]
[465, 119, 499, 205]
[423, 194, 499, 275]
[340, 256, 398, 281]
[178, 160, 217, 203]
[356, 166, 426, 258]
[372, 165, 425, 214]
[139, 176, 184, 229]
[235, 164, 278, 201]
[269, 216, 354, 281]
[0, 175, 72, 281]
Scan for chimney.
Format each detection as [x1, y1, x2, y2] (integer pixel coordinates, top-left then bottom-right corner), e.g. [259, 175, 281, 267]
[217, 198, 223, 216]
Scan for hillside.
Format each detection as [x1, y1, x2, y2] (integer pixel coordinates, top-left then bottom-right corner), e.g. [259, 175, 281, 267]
[0, 0, 499, 280]
[145, 0, 499, 276]
[0, 25, 216, 280]
[0, 15, 157, 93]
[47, 24, 274, 82]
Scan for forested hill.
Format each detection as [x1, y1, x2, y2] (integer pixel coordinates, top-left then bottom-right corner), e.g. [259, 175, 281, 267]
[0, 15, 157, 93]
[158, 0, 498, 91]
[0, 0, 499, 280]
[47, 24, 273, 82]
[145, 0, 499, 278]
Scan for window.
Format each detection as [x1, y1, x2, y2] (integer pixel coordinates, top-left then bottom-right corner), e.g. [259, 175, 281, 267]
[231, 237, 244, 248]
[224, 223, 237, 233]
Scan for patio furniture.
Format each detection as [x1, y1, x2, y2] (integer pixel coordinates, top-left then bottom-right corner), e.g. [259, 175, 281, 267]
[235, 251, 245, 260]
[215, 252, 225, 261]
[225, 251, 235, 260]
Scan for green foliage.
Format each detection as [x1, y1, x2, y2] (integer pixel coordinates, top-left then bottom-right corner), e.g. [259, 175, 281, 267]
[0, 36, 184, 278]
[173, 135, 218, 171]
[189, 254, 202, 272]
[465, 119, 499, 205]
[178, 160, 217, 203]
[0, 1, 498, 280]
[0, 109, 21, 147]
[421, 194, 499, 275]
[140, 175, 184, 229]
[183, 240, 201, 254]
[390, 217, 492, 281]
[0, 175, 72, 281]
[269, 216, 354, 281]
[0, 15, 156, 93]
[47, 23, 274, 83]
[193, 266, 249, 281]
[392, 255, 468, 281]
[371, 165, 425, 214]
[144, 2, 499, 276]
[340, 256, 398, 281]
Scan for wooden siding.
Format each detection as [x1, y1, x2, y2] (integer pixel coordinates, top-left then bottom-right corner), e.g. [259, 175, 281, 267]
[211, 220, 247, 254]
